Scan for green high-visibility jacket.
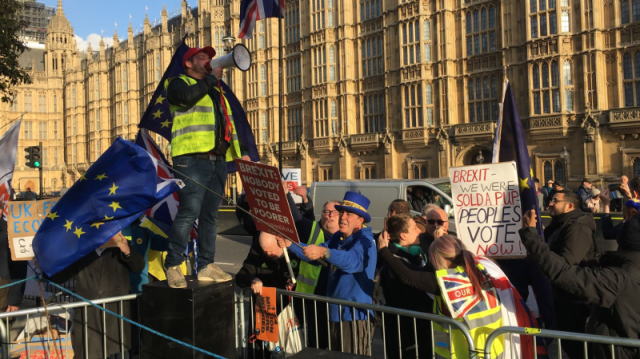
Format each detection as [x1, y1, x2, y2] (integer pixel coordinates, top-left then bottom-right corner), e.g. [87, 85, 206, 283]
[295, 221, 325, 294]
[165, 74, 242, 159]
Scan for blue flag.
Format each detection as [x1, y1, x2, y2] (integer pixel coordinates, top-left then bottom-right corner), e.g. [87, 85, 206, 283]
[138, 40, 259, 171]
[138, 41, 188, 138]
[33, 138, 181, 276]
[492, 81, 555, 328]
[493, 82, 543, 233]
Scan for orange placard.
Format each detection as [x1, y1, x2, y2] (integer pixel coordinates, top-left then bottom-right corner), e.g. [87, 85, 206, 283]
[255, 286, 279, 343]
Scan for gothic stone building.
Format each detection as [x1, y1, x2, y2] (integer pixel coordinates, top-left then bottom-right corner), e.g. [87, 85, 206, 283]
[2, 0, 640, 194]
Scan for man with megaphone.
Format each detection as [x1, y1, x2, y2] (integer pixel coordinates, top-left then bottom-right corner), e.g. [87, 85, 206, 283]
[163, 46, 252, 288]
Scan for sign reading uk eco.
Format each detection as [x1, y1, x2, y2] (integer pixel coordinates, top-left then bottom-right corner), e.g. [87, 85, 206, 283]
[448, 162, 526, 258]
[7, 198, 59, 261]
[236, 159, 300, 243]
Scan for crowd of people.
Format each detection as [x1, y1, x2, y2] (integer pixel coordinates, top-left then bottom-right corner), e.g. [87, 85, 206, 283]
[235, 176, 640, 358]
[2, 174, 639, 358]
[535, 175, 633, 214]
[2, 41, 640, 359]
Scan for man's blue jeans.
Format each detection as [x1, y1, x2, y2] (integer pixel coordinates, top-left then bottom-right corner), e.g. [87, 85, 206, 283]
[165, 154, 227, 270]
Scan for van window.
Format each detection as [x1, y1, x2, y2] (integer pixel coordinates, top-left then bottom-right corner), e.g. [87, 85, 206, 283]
[434, 182, 451, 197]
[407, 185, 448, 212]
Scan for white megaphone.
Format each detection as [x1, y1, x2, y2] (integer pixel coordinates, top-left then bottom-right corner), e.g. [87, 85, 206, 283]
[209, 44, 251, 72]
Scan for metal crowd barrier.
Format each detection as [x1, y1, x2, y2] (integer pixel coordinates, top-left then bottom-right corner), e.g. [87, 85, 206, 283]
[5, 289, 640, 359]
[484, 326, 640, 359]
[0, 294, 139, 359]
[235, 287, 477, 358]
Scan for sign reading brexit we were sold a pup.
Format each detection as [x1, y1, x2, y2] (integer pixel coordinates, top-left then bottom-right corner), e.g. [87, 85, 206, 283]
[448, 162, 526, 258]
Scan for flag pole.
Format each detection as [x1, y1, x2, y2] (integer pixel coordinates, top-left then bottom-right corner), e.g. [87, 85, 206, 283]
[278, 17, 284, 173]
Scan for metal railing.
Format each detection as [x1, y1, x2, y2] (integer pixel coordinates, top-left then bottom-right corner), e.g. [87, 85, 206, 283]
[0, 294, 139, 359]
[484, 326, 640, 359]
[4, 288, 640, 359]
[235, 287, 477, 358]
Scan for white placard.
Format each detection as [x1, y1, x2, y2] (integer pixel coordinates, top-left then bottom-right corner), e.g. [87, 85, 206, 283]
[448, 161, 526, 258]
[10, 236, 35, 260]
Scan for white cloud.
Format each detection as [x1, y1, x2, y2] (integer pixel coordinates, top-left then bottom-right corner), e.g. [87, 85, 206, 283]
[74, 33, 114, 52]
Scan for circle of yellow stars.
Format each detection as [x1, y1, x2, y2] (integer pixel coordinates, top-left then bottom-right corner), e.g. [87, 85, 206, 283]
[43, 173, 125, 239]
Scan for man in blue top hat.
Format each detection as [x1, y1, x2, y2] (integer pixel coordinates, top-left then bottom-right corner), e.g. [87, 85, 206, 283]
[279, 191, 377, 356]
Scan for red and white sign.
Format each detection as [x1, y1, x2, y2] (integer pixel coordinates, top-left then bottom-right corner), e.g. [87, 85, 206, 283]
[236, 159, 300, 243]
[449, 162, 525, 258]
[281, 168, 301, 191]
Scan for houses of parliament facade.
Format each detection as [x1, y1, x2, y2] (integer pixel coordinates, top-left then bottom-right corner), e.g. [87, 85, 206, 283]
[2, 0, 640, 195]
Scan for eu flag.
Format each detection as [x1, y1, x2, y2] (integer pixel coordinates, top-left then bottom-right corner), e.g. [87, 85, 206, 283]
[493, 81, 541, 231]
[138, 41, 188, 139]
[138, 41, 259, 170]
[492, 81, 555, 328]
[32, 138, 181, 276]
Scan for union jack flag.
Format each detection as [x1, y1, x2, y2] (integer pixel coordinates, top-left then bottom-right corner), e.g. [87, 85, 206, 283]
[436, 268, 498, 319]
[238, 0, 285, 39]
[135, 130, 198, 247]
[135, 129, 180, 226]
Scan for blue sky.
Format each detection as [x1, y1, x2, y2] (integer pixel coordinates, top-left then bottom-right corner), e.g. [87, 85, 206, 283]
[41, 0, 191, 50]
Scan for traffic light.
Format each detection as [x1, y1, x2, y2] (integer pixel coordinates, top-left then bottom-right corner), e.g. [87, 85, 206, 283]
[24, 145, 42, 169]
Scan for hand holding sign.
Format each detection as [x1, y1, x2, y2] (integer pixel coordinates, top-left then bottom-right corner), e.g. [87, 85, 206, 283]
[303, 245, 328, 261]
[276, 236, 291, 248]
[251, 278, 264, 295]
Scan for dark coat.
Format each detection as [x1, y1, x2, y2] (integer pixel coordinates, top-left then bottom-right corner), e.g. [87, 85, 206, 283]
[379, 244, 433, 313]
[544, 209, 598, 266]
[235, 239, 299, 290]
[378, 244, 434, 359]
[52, 248, 144, 359]
[523, 209, 598, 356]
[0, 219, 28, 310]
[521, 216, 640, 359]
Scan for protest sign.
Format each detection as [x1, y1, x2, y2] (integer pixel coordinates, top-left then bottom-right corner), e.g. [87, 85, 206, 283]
[281, 168, 301, 191]
[7, 198, 58, 261]
[449, 162, 526, 257]
[255, 286, 279, 343]
[236, 159, 300, 243]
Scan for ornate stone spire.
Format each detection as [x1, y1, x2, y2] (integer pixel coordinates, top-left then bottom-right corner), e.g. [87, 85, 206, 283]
[162, 6, 168, 32]
[48, 0, 73, 33]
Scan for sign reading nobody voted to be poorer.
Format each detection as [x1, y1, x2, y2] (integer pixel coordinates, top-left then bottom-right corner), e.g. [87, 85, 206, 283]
[448, 162, 526, 258]
[236, 159, 300, 243]
[7, 198, 59, 261]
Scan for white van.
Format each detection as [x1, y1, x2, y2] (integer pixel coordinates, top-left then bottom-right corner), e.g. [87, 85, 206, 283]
[309, 179, 453, 232]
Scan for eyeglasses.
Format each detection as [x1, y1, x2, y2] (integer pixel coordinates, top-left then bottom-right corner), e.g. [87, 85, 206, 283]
[549, 198, 567, 203]
[427, 219, 447, 225]
[322, 210, 339, 215]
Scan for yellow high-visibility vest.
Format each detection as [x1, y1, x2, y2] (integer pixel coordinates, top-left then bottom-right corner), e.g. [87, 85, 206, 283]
[295, 221, 325, 294]
[165, 75, 242, 160]
[432, 266, 505, 359]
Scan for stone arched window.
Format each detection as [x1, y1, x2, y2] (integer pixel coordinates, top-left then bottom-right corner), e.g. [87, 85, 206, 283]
[541, 158, 565, 184]
[634, 157, 640, 177]
[554, 159, 566, 184]
[544, 160, 553, 182]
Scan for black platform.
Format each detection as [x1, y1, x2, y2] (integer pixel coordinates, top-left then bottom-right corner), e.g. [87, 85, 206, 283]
[140, 278, 236, 359]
